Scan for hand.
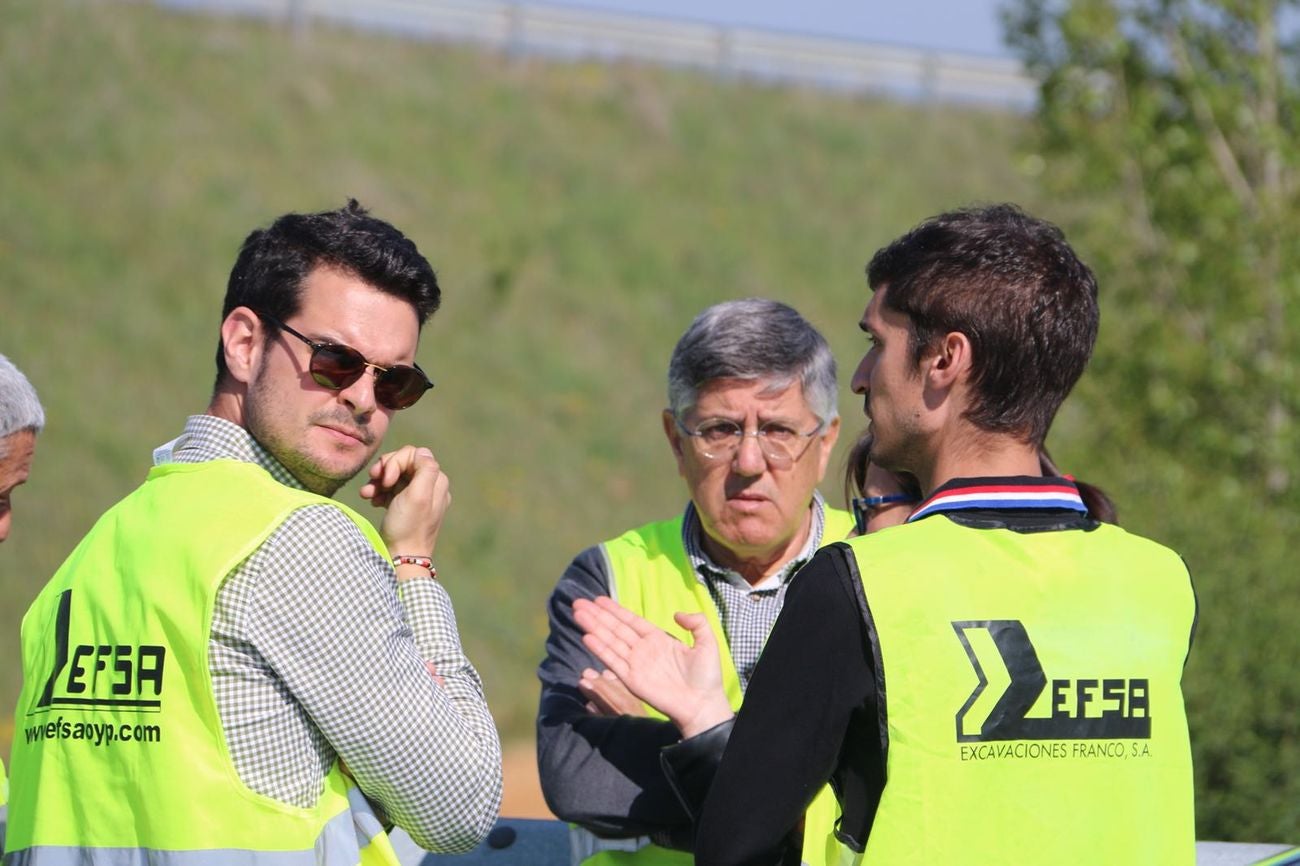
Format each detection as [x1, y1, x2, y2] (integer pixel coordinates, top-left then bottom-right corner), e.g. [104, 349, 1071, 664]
[578, 667, 647, 717]
[359, 446, 449, 557]
[573, 596, 734, 738]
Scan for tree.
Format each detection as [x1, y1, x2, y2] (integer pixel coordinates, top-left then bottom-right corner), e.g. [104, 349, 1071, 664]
[1006, 0, 1299, 492]
[1004, 0, 1300, 842]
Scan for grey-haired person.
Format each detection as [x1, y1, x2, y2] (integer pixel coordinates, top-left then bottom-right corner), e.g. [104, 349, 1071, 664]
[0, 353, 44, 545]
[536, 298, 851, 865]
[0, 352, 44, 825]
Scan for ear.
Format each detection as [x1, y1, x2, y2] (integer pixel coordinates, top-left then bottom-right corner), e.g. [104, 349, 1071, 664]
[813, 415, 841, 482]
[662, 409, 688, 477]
[220, 307, 265, 386]
[925, 331, 972, 392]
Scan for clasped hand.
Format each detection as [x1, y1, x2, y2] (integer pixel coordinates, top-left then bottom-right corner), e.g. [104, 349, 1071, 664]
[359, 445, 449, 558]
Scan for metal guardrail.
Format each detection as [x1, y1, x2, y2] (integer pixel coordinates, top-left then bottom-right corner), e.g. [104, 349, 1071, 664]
[153, 0, 1038, 108]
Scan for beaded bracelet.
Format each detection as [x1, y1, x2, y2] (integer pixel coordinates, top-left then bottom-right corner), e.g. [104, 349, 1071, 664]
[392, 555, 437, 579]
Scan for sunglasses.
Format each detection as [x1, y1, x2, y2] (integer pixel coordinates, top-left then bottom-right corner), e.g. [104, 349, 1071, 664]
[256, 312, 433, 410]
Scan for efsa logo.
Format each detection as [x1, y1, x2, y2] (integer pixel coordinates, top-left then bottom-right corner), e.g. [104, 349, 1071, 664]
[952, 620, 1149, 742]
[30, 589, 166, 715]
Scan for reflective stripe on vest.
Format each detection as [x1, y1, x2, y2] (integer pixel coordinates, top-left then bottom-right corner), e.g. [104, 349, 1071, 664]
[6, 460, 399, 866]
[583, 507, 856, 866]
[842, 516, 1196, 865]
[4, 793, 392, 866]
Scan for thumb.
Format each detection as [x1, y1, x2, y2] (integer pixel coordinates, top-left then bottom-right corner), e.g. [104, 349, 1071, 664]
[673, 611, 715, 649]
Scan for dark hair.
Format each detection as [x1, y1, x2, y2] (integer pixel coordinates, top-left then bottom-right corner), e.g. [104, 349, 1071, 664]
[1038, 448, 1118, 524]
[214, 199, 441, 387]
[867, 203, 1099, 446]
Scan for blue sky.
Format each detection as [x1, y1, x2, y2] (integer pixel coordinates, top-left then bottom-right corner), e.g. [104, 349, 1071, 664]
[556, 0, 1012, 58]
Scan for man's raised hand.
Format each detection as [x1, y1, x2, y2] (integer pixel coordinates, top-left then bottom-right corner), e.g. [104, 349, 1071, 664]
[360, 445, 449, 558]
[573, 596, 734, 738]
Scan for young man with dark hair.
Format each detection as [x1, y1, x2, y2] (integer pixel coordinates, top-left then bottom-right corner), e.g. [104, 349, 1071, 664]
[5, 201, 502, 865]
[575, 204, 1197, 865]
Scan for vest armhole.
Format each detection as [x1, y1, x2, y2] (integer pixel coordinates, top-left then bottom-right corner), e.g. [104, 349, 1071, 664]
[598, 543, 618, 604]
[1181, 554, 1198, 669]
[836, 542, 889, 765]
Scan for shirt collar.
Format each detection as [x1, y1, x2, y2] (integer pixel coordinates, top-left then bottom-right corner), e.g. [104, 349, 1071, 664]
[907, 476, 1087, 523]
[152, 414, 307, 490]
[682, 490, 827, 590]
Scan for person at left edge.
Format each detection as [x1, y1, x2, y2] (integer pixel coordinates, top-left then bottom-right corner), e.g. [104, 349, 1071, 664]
[3, 200, 503, 865]
[0, 353, 45, 826]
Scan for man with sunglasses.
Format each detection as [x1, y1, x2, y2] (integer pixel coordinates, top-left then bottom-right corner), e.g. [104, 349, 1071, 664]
[536, 298, 851, 865]
[5, 201, 502, 865]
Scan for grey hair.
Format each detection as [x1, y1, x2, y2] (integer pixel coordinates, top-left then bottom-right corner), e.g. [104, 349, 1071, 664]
[0, 354, 45, 456]
[667, 298, 838, 427]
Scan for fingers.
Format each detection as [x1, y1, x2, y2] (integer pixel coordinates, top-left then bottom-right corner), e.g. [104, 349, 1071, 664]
[580, 631, 630, 681]
[579, 667, 644, 717]
[575, 624, 632, 677]
[574, 598, 649, 662]
[373, 445, 450, 554]
[673, 610, 716, 650]
[380, 446, 429, 488]
[578, 669, 615, 716]
[592, 595, 664, 639]
[361, 446, 440, 505]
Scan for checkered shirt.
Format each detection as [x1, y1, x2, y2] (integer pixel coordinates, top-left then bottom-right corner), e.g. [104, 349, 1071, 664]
[681, 492, 828, 690]
[154, 415, 502, 851]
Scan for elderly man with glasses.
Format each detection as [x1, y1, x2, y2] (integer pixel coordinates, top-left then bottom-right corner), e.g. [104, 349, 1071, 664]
[5, 201, 501, 865]
[537, 298, 850, 866]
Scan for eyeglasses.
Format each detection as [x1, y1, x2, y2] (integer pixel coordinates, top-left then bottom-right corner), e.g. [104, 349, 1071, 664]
[256, 312, 433, 410]
[676, 418, 821, 469]
[851, 494, 921, 535]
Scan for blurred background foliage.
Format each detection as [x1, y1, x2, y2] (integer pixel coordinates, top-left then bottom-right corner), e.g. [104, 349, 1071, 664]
[1004, 0, 1300, 840]
[0, 0, 1295, 842]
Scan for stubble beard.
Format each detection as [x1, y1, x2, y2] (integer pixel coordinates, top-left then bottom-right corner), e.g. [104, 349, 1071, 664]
[868, 412, 925, 480]
[245, 375, 376, 498]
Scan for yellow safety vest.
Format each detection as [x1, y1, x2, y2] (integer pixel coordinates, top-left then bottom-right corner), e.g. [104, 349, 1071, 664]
[5, 459, 401, 866]
[838, 516, 1196, 865]
[580, 507, 855, 866]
